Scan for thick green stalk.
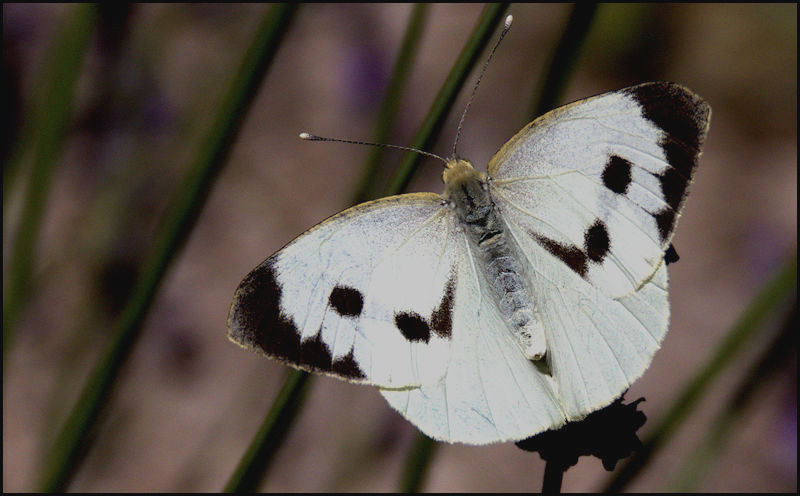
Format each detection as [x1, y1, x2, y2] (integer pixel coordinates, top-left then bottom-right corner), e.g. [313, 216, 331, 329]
[399, 434, 438, 492]
[382, 3, 510, 197]
[603, 254, 797, 492]
[37, 4, 299, 491]
[223, 370, 312, 492]
[350, 3, 430, 205]
[3, 4, 97, 357]
[529, 3, 598, 118]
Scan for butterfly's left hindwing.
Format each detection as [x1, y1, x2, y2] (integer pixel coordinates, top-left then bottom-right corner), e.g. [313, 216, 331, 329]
[227, 193, 463, 388]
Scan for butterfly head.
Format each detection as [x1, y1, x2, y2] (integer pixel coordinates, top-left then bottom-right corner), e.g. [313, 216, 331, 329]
[442, 159, 485, 187]
[442, 158, 489, 206]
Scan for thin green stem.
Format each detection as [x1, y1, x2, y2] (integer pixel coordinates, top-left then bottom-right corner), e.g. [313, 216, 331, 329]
[3, 4, 97, 358]
[350, 4, 430, 205]
[603, 253, 797, 492]
[399, 434, 438, 492]
[666, 298, 797, 491]
[529, 3, 598, 118]
[223, 370, 312, 492]
[382, 3, 510, 197]
[37, 4, 299, 491]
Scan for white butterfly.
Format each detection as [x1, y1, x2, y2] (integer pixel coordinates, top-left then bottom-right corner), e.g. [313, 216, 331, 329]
[227, 80, 710, 444]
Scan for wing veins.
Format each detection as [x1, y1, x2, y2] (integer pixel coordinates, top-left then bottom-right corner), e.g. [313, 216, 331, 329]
[496, 184, 657, 288]
[577, 301, 630, 383]
[550, 286, 593, 408]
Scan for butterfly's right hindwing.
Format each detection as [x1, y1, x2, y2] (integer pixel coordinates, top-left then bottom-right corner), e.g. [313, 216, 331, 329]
[227, 193, 462, 388]
[380, 246, 670, 444]
[488, 82, 710, 298]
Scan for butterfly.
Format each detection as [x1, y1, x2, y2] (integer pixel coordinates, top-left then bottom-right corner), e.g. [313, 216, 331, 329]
[227, 80, 710, 445]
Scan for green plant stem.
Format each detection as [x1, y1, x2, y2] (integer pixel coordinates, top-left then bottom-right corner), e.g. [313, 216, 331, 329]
[603, 253, 797, 493]
[529, 3, 598, 118]
[666, 298, 797, 491]
[543, 460, 565, 494]
[3, 4, 97, 358]
[219, 5, 509, 492]
[382, 3, 510, 197]
[37, 4, 298, 491]
[350, 3, 430, 205]
[223, 370, 312, 492]
[399, 433, 438, 492]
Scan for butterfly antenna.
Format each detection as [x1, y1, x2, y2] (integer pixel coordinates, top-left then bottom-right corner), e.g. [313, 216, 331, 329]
[299, 132, 449, 165]
[452, 14, 513, 160]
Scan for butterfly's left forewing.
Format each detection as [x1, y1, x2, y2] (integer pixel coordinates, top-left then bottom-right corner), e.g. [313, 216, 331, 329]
[227, 193, 463, 388]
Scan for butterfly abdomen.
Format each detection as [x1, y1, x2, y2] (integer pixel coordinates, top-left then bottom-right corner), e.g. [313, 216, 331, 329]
[444, 160, 547, 361]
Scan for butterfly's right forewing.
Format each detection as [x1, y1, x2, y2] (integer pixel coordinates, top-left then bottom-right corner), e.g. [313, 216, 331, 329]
[488, 82, 709, 298]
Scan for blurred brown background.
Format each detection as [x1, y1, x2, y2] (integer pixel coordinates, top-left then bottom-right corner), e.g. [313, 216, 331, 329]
[3, 3, 796, 492]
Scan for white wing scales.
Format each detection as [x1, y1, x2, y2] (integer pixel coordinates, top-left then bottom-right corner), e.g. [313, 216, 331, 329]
[228, 193, 461, 388]
[381, 251, 567, 443]
[381, 242, 669, 443]
[489, 82, 710, 298]
[228, 82, 710, 445]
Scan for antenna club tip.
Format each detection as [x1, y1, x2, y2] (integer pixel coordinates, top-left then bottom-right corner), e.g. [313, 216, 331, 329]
[299, 132, 312, 140]
[504, 15, 513, 28]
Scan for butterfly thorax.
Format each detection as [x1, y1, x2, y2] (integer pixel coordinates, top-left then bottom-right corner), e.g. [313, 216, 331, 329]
[443, 159, 548, 361]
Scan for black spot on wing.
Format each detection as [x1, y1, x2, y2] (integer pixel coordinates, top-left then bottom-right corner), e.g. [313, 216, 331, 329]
[395, 312, 431, 343]
[328, 285, 363, 317]
[394, 269, 456, 343]
[227, 260, 365, 380]
[585, 221, 610, 263]
[533, 221, 612, 277]
[533, 234, 588, 277]
[430, 270, 456, 339]
[300, 332, 367, 381]
[602, 155, 633, 195]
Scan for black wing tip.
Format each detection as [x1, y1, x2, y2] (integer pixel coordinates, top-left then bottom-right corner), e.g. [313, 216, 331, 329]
[625, 81, 711, 145]
[227, 259, 368, 381]
[624, 82, 711, 244]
